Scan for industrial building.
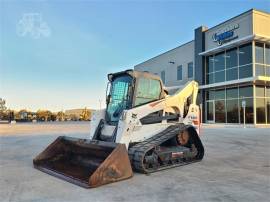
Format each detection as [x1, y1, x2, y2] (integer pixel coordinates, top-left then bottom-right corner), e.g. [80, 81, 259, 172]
[135, 9, 270, 125]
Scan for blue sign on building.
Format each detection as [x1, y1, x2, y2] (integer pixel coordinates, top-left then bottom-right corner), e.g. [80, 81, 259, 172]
[212, 24, 239, 45]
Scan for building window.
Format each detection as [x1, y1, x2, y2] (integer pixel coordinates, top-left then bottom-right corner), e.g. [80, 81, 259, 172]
[206, 101, 214, 121]
[215, 89, 225, 100]
[215, 70, 225, 83]
[255, 42, 270, 77]
[266, 44, 270, 65]
[215, 51, 225, 71]
[206, 42, 254, 85]
[239, 43, 252, 66]
[188, 62, 193, 78]
[256, 98, 266, 124]
[226, 87, 238, 99]
[206, 90, 215, 100]
[204, 85, 259, 124]
[161, 70, 165, 84]
[255, 42, 264, 64]
[226, 87, 239, 123]
[204, 86, 260, 124]
[226, 48, 238, 69]
[239, 64, 252, 79]
[266, 86, 270, 97]
[267, 98, 270, 124]
[206, 73, 214, 84]
[205, 88, 227, 123]
[239, 86, 253, 124]
[266, 67, 270, 77]
[227, 99, 239, 123]
[214, 88, 225, 123]
[256, 86, 265, 97]
[226, 67, 238, 81]
[202, 41, 270, 124]
[255, 64, 265, 76]
[255, 85, 269, 124]
[240, 98, 253, 124]
[206, 56, 214, 73]
[215, 100, 225, 123]
[177, 65, 182, 80]
[225, 48, 238, 81]
[239, 86, 253, 98]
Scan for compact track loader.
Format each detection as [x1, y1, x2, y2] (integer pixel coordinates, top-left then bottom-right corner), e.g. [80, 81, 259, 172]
[33, 69, 204, 188]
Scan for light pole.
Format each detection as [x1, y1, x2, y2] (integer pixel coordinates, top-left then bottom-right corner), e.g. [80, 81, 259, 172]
[241, 99, 246, 128]
[99, 99, 102, 110]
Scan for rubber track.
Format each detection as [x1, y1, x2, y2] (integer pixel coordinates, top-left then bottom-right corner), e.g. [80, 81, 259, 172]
[128, 124, 203, 173]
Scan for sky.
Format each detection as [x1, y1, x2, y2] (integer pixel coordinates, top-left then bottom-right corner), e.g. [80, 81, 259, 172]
[0, 0, 269, 111]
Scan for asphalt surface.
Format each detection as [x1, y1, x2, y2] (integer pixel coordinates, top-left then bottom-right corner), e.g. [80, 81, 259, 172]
[0, 122, 269, 202]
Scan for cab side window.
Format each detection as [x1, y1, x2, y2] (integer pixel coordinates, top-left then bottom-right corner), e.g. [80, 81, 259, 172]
[135, 78, 161, 106]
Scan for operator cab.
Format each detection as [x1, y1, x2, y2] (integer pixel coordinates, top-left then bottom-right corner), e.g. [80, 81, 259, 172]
[106, 69, 166, 125]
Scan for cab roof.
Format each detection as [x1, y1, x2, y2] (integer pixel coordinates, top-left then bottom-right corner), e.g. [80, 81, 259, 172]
[107, 69, 162, 83]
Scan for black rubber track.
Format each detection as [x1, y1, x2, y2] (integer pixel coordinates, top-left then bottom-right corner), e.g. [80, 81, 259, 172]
[128, 124, 204, 173]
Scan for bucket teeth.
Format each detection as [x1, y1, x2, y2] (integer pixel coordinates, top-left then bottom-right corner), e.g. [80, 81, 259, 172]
[33, 136, 133, 188]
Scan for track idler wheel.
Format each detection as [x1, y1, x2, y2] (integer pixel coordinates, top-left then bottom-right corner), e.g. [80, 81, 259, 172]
[176, 127, 204, 160]
[177, 130, 190, 146]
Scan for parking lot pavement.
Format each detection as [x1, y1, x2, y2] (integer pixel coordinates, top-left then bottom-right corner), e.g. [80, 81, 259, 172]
[0, 123, 269, 202]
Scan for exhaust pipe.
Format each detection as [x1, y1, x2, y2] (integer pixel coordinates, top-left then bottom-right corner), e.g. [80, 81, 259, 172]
[33, 136, 133, 188]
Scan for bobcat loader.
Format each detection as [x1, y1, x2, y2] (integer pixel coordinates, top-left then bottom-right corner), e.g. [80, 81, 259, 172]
[33, 69, 204, 188]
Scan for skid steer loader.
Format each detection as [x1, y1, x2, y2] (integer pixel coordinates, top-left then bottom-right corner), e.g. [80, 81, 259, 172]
[33, 69, 204, 188]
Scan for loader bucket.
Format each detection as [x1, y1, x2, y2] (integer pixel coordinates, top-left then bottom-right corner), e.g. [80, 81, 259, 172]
[33, 136, 133, 188]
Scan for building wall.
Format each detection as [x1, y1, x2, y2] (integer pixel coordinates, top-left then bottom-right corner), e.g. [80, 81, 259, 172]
[205, 11, 253, 51]
[194, 26, 208, 86]
[253, 10, 270, 37]
[134, 41, 194, 87]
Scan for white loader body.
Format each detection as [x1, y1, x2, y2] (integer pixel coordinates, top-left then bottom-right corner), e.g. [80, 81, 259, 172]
[90, 81, 200, 148]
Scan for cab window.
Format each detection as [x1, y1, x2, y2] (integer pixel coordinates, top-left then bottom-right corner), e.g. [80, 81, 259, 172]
[135, 78, 161, 106]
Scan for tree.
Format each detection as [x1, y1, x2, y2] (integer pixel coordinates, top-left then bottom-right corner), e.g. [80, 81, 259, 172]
[56, 111, 65, 121]
[36, 110, 52, 121]
[0, 98, 7, 111]
[80, 107, 91, 121]
[0, 98, 8, 120]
